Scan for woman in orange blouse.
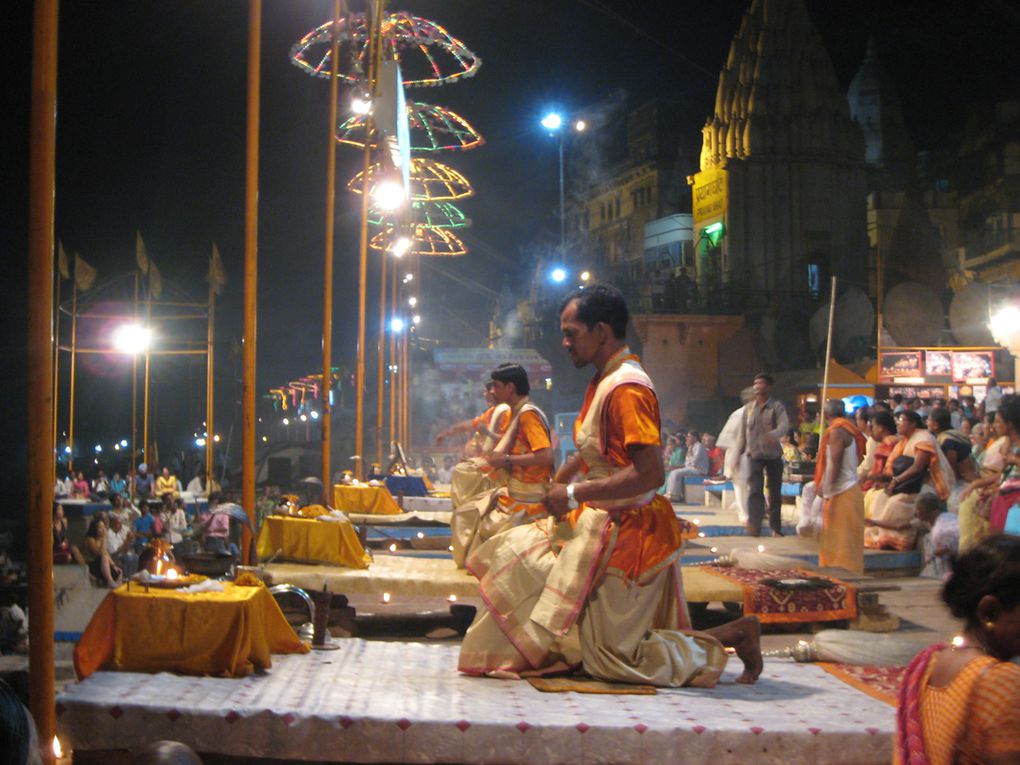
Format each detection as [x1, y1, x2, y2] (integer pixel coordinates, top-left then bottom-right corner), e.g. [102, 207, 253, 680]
[896, 534, 1020, 765]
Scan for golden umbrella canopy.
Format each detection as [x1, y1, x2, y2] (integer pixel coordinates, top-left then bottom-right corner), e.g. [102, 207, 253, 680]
[349, 157, 473, 203]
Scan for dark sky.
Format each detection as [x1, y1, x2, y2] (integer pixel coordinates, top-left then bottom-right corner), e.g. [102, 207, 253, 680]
[4, 0, 1019, 496]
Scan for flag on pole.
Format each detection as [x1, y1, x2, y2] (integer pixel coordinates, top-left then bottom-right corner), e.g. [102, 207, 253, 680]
[74, 253, 97, 291]
[136, 231, 149, 274]
[148, 258, 163, 299]
[57, 241, 71, 280]
[208, 243, 227, 296]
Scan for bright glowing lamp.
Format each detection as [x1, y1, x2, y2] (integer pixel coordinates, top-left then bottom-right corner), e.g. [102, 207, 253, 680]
[119, 439, 128, 447]
[541, 112, 563, 131]
[404, 273, 414, 282]
[390, 317, 405, 333]
[111, 324, 151, 354]
[412, 314, 421, 325]
[195, 437, 206, 447]
[310, 410, 319, 420]
[391, 236, 412, 258]
[574, 119, 587, 132]
[372, 179, 406, 211]
[299, 414, 308, 422]
[408, 296, 417, 307]
[580, 270, 591, 282]
[94, 444, 102, 453]
[351, 95, 373, 115]
[282, 417, 290, 426]
[550, 267, 567, 283]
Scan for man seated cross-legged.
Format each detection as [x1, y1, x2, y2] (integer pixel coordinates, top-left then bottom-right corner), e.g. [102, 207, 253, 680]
[457, 285, 762, 687]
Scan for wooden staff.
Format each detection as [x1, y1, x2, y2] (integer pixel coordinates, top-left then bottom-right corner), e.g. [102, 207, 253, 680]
[818, 276, 838, 434]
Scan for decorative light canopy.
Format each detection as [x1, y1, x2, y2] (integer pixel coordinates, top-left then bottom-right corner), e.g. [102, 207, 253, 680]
[337, 102, 483, 152]
[371, 226, 467, 257]
[349, 157, 473, 203]
[370, 201, 470, 230]
[291, 12, 481, 88]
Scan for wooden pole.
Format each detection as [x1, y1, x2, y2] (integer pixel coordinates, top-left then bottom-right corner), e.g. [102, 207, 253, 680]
[401, 321, 409, 448]
[28, 0, 58, 758]
[818, 275, 838, 435]
[67, 279, 77, 472]
[206, 285, 215, 482]
[376, 251, 387, 467]
[321, 0, 342, 493]
[875, 244, 884, 384]
[143, 289, 151, 466]
[389, 265, 397, 449]
[51, 271, 61, 483]
[241, 0, 261, 562]
[131, 272, 138, 489]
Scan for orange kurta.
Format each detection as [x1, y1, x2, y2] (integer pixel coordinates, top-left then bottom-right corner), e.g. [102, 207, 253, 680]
[495, 409, 552, 515]
[571, 368, 684, 583]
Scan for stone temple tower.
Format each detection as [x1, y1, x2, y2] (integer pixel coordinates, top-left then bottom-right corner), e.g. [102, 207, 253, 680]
[690, 0, 868, 303]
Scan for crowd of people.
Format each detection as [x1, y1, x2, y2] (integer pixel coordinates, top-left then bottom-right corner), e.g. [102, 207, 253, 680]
[52, 459, 241, 587]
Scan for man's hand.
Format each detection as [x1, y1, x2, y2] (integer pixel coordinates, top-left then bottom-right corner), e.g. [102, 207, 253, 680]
[543, 482, 570, 518]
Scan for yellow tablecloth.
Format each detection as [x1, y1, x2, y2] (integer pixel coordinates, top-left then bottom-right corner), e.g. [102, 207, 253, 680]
[257, 515, 371, 568]
[73, 582, 308, 680]
[332, 484, 402, 515]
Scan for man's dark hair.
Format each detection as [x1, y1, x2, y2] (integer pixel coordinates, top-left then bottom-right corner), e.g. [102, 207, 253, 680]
[897, 410, 924, 428]
[560, 284, 629, 339]
[823, 399, 845, 419]
[490, 363, 530, 395]
[753, 372, 774, 386]
[929, 407, 952, 432]
[871, 410, 896, 434]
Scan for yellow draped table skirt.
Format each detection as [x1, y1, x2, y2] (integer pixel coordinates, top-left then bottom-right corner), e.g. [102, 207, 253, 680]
[73, 582, 308, 680]
[257, 515, 371, 569]
[332, 484, 402, 515]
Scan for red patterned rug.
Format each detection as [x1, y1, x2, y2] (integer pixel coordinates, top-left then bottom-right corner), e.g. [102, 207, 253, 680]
[818, 662, 905, 707]
[701, 566, 857, 624]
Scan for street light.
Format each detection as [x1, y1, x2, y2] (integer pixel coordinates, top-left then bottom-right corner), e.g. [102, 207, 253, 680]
[390, 317, 405, 333]
[550, 267, 567, 284]
[541, 110, 586, 259]
[111, 323, 152, 354]
[371, 178, 407, 212]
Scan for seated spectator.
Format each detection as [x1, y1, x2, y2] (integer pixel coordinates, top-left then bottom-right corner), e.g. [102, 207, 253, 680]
[134, 464, 154, 501]
[798, 409, 820, 440]
[895, 535, 1020, 764]
[91, 469, 111, 498]
[83, 517, 122, 587]
[185, 469, 219, 497]
[54, 472, 73, 498]
[780, 429, 799, 464]
[915, 495, 957, 579]
[71, 471, 90, 499]
[52, 505, 85, 565]
[665, 430, 709, 502]
[109, 471, 128, 499]
[108, 493, 140, 524]
[703, 433, 725, 476]
[0, 677, 41, 765]
[106, 514, 138, 578]
[166, 498, 190, 552]
[436, 455, 455, 484]
[155, 467, 180, 500]
[132, 503, 161, 552]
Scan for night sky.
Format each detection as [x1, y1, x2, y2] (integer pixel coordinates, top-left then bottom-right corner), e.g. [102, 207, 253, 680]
[4, 0, 1019, 504]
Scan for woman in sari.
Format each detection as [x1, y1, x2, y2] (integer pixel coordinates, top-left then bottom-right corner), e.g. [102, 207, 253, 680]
[988, 396, 1020, 535]
[895, 535, 1020, 765]
[865, 410, 951, 551]
[958, 409, 1012, 552]
[861, 410, 901, 509]
[929, 408, 978, 514]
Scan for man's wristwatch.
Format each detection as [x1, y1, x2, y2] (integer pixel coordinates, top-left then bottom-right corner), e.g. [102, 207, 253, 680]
[565, 483, 580, 510]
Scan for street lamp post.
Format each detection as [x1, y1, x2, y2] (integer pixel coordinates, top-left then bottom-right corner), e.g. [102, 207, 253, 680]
[541, 113, 585, 260]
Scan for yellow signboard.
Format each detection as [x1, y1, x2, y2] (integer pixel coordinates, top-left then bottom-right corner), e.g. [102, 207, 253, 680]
[692, 167, 727, 225]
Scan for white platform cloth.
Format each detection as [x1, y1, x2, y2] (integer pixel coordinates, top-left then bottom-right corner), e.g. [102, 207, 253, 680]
[402, 496, 454, 513]
[57, 640, 893, 764]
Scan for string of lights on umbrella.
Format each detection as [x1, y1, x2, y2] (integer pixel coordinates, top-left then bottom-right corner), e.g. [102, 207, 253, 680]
[370, 226, 467, 258]
[290, 12, 481, 88]
[369, 201, 470, 230]
[337, 101, 483, 152]
[348, 157, 473, 203]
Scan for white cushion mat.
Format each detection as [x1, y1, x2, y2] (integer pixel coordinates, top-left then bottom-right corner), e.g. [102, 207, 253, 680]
[58, 640, 893, 764]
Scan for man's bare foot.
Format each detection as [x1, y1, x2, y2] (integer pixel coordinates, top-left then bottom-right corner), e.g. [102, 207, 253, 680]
[705, 615, 763, 684]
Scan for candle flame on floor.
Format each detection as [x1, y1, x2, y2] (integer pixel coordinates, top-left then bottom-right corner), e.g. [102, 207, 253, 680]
[166, 568, 179, 580]
[448, 594, 457, 602]
[53, 736, 64, 758]
[382, 592, 391, 603]
[388, 543, 397, 552]
[757, 544, 765, 553]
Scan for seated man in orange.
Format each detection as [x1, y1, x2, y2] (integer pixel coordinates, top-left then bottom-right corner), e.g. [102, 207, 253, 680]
[458, 284, 762, 686]
[437, 382, 512, 508]
[450, 364, 553, 568]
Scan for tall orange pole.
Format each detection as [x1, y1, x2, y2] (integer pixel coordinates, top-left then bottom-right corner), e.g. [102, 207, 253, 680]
[389, 265, 397, 447]
[355, 0, 386, 479]
[205, 284, 215, 481]
[320, 0, 342, 493]
[28, 0, 58, 759]
[67, 279, 77, 472]
[51, 271, 61, 483]
[376, 251, 387, 466]
[402, 318, 409, 448]
[241, 0, 261, 561]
